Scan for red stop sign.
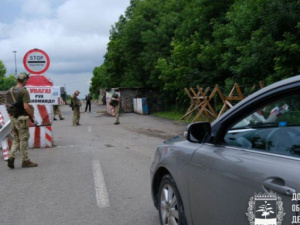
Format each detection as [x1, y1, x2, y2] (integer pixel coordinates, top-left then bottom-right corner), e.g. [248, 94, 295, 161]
[23, 49, 50, 74]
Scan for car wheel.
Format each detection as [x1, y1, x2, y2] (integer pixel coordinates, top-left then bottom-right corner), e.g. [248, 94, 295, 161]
[158, 174, 187, 225]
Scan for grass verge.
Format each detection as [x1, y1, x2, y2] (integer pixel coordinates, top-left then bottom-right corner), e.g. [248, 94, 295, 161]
[152, 111, 191, 123]
[152, 110, 210, 123]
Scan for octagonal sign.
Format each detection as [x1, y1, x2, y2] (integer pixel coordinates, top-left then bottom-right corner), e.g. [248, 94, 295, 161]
[23, 49, 50, 74]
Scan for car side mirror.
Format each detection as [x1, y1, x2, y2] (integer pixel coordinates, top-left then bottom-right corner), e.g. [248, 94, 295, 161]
[186, 122, 211, 143]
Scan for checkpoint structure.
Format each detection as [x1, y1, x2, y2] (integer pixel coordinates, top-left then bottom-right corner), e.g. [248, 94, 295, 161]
[0, 48, 65, 160]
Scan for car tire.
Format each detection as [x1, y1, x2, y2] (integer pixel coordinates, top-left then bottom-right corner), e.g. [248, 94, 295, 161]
[158, 174, 187, 225]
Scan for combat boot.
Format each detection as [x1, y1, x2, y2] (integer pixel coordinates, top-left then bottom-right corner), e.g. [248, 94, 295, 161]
[22, 160, 38, 168]
[7, 157, 15, 169]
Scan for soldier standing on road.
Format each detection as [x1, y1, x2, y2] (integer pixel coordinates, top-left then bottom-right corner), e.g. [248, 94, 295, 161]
[111, 92, 120, 125]
[84, 93, 92, 113]
[53, 105, 65, 120]
[6, 73, 38, 169]
[71, 90, 81, 126]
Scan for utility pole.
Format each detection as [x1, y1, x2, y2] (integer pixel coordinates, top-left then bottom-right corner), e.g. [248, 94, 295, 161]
[12, 50, 17, 77]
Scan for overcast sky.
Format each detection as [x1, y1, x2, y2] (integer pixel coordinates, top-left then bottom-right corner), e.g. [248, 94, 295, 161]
[0, 0, 130, 97]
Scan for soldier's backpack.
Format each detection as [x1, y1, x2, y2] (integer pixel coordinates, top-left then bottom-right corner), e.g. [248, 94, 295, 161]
[5, 87, 23, 117]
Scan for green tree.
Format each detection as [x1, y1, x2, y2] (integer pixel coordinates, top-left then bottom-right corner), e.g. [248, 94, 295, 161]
[91, 0, 186, 96]
[157, 0, 233, 102]
[0, 61, 6, 78]
[90, 0, 300, 109]
[0, 61, 17, 90]
[0, 75, 17, 91]
[218, 0, 300, 84]
[89, 66, 110, 94]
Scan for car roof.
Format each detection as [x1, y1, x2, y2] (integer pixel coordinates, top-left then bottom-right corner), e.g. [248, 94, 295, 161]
[212, 75, 300, 126]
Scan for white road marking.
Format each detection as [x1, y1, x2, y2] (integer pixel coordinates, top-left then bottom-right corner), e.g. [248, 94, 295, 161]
[92, 160, 110, 208]
[88, 126, 92, 133]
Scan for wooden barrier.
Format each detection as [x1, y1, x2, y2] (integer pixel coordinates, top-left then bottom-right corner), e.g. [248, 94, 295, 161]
[218, 83, 244, 117]
[182, 82, 265, 122]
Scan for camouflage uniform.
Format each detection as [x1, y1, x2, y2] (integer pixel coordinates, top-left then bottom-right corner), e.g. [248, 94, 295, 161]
[72, 92, 81, 126]
[112, 93, 120, 124]
[53, 105, 64, 120]
[8, 88, 31, 162]
[10, 116, 30, 161]
[114, 104, 120, 124]
[6, 73, 38, 169]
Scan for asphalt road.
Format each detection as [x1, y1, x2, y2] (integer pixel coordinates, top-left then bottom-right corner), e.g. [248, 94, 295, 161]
[0, 102, 187, 225]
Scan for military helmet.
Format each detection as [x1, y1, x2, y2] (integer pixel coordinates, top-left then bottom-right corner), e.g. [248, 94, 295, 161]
[17, 73, 29, 81]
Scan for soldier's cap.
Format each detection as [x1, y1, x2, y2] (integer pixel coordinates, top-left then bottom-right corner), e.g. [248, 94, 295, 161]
[17, 73, 29, 81]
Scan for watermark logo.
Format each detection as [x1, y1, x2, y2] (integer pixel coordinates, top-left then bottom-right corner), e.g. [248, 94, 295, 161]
[246, 192, 285, 225]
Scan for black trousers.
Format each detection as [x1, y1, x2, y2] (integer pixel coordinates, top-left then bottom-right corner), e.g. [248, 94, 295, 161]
[85, 101, 91, 112]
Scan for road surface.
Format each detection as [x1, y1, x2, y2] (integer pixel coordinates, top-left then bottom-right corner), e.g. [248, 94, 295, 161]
[0, 102, 187, 225]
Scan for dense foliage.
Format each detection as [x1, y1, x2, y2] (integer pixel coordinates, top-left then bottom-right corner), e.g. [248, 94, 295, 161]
[90, 0, 300, 107]
[0, 61, 17, 91]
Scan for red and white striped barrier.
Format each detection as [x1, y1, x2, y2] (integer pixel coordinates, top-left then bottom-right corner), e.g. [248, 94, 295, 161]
[28, 126, 53, 148]
[249, 104, 289, 124]
[29, 104, 53, 127]
[0, 104, 53, 127]
[0, 107, 11, 160]
[1, 138, 12, 160]
[0, 105, 10, 124]
[0, 104, 54, 158]
[266, 104, 289, 123]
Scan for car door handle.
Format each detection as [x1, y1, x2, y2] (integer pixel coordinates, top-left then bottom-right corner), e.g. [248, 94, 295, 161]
[263, 178, 296, 196]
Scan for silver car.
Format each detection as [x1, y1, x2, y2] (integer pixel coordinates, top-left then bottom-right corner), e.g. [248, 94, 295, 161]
[150, 76, 300, 225]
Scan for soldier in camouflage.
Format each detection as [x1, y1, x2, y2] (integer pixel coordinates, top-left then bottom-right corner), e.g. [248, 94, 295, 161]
[53, 105, 65, 120]
[111, 92, 120, 125]
[71, 90, 81, 126]
[6, 73, 38, 169]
